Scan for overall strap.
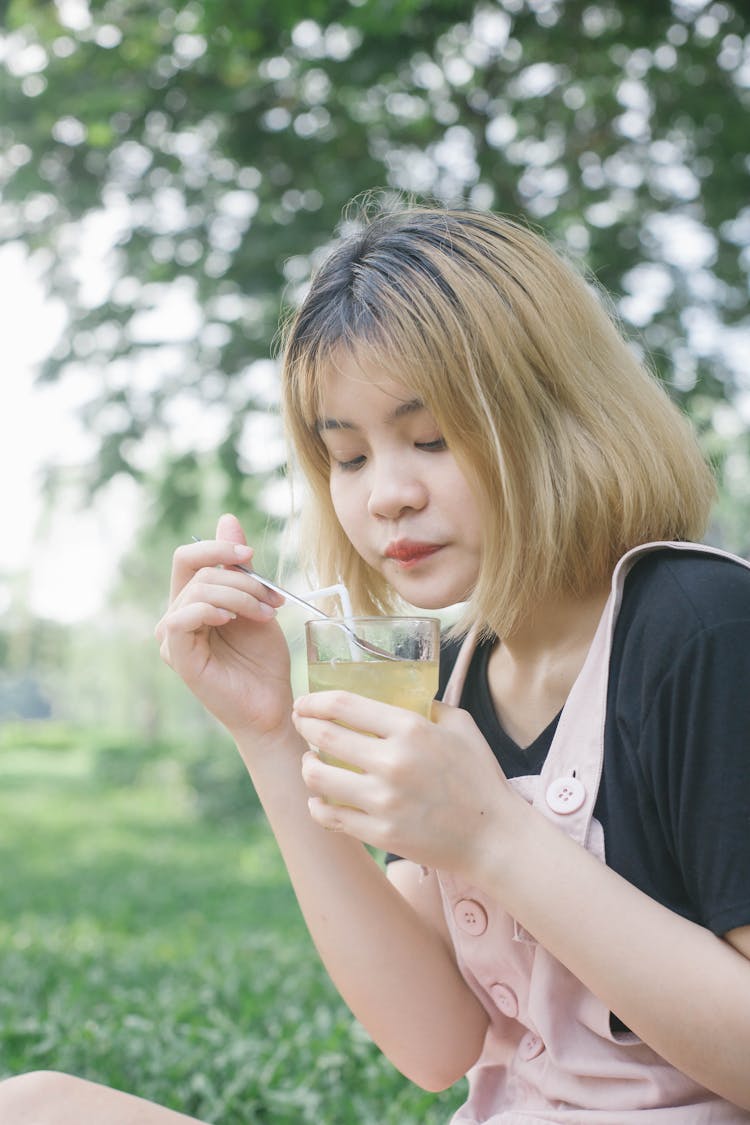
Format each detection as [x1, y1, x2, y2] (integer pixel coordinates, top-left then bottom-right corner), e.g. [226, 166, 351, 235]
[534, 540, 750, 847]
[441, 542, 750, 850]
[442, 623, 482, 708]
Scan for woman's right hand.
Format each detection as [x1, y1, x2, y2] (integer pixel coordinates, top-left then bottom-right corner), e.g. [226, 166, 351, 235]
[155, 513, 294, 742]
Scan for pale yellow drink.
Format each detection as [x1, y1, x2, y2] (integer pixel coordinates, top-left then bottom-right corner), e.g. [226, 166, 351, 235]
[307, 659, 438, 719]
[305, 616, 440, 778]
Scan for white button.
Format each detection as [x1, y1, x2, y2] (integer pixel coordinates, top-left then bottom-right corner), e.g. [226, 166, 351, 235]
[545, 775, 586, 814]
[489, 982, 519, 1018]
[518, 1030, 545, 1061]
[454, 898, 488, 936]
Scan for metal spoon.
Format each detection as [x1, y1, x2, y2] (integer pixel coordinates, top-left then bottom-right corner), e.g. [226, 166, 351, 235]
[191, 536, 400, 661]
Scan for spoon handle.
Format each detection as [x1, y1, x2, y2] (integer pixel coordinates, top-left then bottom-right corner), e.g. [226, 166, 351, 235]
[190, 536, 327, 619]
[190, 536, 399, 660]
[234, 563, 329, 620]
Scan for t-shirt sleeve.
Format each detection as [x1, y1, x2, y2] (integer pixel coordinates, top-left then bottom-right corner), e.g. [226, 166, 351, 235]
[643, 620, 750, 935]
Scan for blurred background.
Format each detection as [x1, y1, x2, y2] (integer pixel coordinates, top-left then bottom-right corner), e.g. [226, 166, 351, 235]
[3, 0, 750, 733]
[0, 1, 748, 1120]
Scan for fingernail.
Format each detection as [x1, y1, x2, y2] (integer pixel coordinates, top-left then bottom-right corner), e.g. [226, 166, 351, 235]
[233, 544, 252, 558]
[258, 602, 275, 617]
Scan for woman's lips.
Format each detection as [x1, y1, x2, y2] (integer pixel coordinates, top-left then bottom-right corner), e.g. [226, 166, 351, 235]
[384, 541, 442, 567]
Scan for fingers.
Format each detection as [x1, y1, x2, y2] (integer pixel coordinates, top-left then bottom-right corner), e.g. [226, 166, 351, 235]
[306, 793, 374, 838]
[176, 568, 280, 616]
[430, 699, 477, 730]
[301, 751, 382, 840]
[157, 569, 279, 642]
[292, 710, 380, 775]
[170, 538, 252, 602]
[169, 540, 285, 612]
[292, 692, 430, 783]
[293, 694, 429, 841]
[296, 698, 507, 865]
[301, 748, 365, 803]
[216, 511, 246, 545]
[156, 560, 284, 669]
[293, 690, 426, 743]
[156, 601, 237, 664]
[159, 522, 288, 675]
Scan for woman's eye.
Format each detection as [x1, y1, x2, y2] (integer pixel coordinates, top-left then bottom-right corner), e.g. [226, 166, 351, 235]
[334, 455, 366, 472]
[416, 437, 447, 452]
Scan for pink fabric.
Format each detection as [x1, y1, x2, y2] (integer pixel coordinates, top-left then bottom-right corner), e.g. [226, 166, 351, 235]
[438, 542, 750, 1122]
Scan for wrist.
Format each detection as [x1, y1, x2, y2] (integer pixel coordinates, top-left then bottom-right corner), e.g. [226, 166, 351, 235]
[232, 718, 307, 768]
[460, 783, 532, 892]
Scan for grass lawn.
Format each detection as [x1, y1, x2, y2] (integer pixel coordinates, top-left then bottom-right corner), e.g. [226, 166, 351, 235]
[0, 730, 466, 1123]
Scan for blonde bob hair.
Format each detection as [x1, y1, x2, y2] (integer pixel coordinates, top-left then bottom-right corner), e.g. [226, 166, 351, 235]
[280, 204, 715, 640]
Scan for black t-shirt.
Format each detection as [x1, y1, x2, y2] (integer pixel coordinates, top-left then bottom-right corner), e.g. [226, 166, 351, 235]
[389, 549, 750, 941]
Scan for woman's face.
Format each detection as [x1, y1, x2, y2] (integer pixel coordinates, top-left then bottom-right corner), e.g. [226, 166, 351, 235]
[315, 355, 484, 610]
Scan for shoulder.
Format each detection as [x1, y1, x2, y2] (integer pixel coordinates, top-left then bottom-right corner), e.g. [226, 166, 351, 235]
[617, 547, 750, 644]
[603, 549, 750, 935]
[610, 546, 750, 734]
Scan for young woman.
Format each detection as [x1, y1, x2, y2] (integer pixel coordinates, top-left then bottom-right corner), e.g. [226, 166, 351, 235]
[2, 205, 749, 1122]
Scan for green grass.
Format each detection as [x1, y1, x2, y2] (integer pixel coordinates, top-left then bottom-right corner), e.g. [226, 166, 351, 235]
[0, 730, 466, 1123]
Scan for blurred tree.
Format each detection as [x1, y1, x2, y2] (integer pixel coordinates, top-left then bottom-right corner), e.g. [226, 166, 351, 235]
[105, 451, 282, 739]
[0, 602, 67, 718]
[1, 0, 748, 540]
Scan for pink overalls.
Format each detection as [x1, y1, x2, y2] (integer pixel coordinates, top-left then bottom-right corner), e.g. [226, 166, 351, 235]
[437, 542, 750, 1123]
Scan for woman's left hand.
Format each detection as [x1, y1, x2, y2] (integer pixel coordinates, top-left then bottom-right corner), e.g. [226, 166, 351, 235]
[292, 691, 519, 878]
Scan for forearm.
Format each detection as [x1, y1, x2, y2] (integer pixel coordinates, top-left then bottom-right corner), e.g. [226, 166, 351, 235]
[236, 729, 487, 1089]
[479, 794, 750, 1108]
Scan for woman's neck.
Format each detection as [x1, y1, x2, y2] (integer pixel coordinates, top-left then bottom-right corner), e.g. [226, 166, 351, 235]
[486, 583, 611, 749]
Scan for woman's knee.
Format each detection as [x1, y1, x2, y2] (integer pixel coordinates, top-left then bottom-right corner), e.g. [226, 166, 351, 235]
[0, 1070, 78, 1113]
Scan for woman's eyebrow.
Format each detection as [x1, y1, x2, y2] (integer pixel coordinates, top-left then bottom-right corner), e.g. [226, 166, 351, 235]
[315, 398, 424, 432]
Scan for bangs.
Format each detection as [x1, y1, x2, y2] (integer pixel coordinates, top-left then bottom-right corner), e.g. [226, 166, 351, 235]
[283, 259, 467, 437]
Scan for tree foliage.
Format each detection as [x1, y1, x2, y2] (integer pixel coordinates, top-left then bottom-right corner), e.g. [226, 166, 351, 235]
[2, 0, 749, 535]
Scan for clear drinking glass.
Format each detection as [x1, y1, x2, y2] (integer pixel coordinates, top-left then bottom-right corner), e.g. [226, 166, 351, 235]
[305, 616, 440, 768]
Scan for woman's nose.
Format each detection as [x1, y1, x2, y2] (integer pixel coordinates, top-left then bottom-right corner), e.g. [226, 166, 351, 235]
[367, 464, 428, 519]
